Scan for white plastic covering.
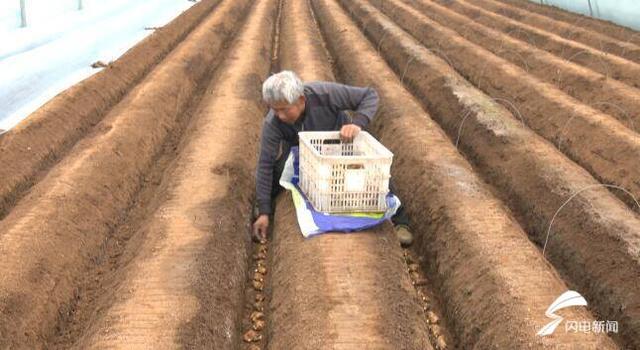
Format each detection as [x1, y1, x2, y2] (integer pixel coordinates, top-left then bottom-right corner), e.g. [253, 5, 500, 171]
[0, 1, 196, 130]
[534, 0, 640, 31]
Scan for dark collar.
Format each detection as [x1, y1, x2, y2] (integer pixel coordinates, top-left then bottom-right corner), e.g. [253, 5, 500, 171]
[296, 92, 309, 125]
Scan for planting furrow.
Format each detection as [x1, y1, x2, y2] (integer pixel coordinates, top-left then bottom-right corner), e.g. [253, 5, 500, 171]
[0, 0, 253, 348]
[423, 0, 640, 89]
[240, 241, 271, 349]
[367, 0, 640, 214]
[278, 0, 334, 81]
[0, 0, 222, 221]
[494, 0, 640, 46]
[465, 0, 640, 64]
[67, 1, 275, 348]
[266, 1, 432, 349]
[340, 0, 640, 347]
[444, 1, 640, 88]
[405, 0, 640, 132]
[270, 204, 433, 350]
[237, 3, 283, 349]
[313, 0, 619, 348]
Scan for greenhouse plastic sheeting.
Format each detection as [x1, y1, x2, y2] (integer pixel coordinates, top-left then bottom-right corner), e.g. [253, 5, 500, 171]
[533, 0, 640, 31]
[0, 0, 195, 130]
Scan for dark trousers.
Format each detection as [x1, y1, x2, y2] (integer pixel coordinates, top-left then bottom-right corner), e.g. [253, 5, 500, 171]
[271, 146, 410, 227]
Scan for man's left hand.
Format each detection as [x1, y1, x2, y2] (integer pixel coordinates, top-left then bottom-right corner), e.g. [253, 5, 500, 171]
[340, 124, 361, 143]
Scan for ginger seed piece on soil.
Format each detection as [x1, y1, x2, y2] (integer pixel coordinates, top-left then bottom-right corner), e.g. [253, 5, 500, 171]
[252, 319, 266, 331]
[427, 311, 439, 324]
[256, 252, 267, 260]
[252, 280, 264, 291]
[243, 329, 262, 343]
[431, 324, 442, 337]
[255, 293, 265, 302]
[408, 263, 420, 272]
[248, 345, 261, 350]
[420, 292, 430, 303]
[414, 278, 429, 286]
[436, 335, 447, 349]
[253, 272, 264, 282]
[253, 301, 264, 311]
[256, 265, 267, 275]
[250, 311, 265, 322]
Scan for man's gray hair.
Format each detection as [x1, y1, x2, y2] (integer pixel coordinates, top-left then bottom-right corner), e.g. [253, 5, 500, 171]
[262, 70, 304, 105]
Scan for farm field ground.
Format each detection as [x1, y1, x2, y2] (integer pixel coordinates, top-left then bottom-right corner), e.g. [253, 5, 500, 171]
[0, 0, 198, 131]
[0, 0, 638, 349]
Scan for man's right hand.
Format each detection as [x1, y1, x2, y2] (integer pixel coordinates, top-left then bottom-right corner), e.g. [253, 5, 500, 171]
[252, 214, 269, 242]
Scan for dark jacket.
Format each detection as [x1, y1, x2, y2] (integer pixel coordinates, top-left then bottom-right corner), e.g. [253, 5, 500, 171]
[256, 81, 379, 215]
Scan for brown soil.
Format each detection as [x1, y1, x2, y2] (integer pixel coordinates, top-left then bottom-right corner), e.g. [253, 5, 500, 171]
[414, 0, 640, 131]
[1, 0, 639, 348]
[496, 0, 640, 47]
[340, 0, 639, 347]
[467, 0, 640, 64]
[268, 198, 432, 350]
[428, 0, 640, 89]
[278, 0, 334, 81]
[0, 0, 223, 222]
[0, 0, 254, 348]
[65, 1, 275, 348]
[266, 1, 432, 349]
[315, 0, 620, 348]
[370, 0, 640, 215]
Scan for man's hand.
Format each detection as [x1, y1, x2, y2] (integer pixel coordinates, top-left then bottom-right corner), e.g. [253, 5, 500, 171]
[253, 214, 269, 242]
[340, 124, 361, 143]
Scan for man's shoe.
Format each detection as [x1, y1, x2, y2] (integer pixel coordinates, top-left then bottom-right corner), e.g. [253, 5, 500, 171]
[395, 224, 414, 247]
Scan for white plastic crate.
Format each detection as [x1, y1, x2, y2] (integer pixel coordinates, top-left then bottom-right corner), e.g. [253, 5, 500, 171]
[298, 131, 393, 214]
